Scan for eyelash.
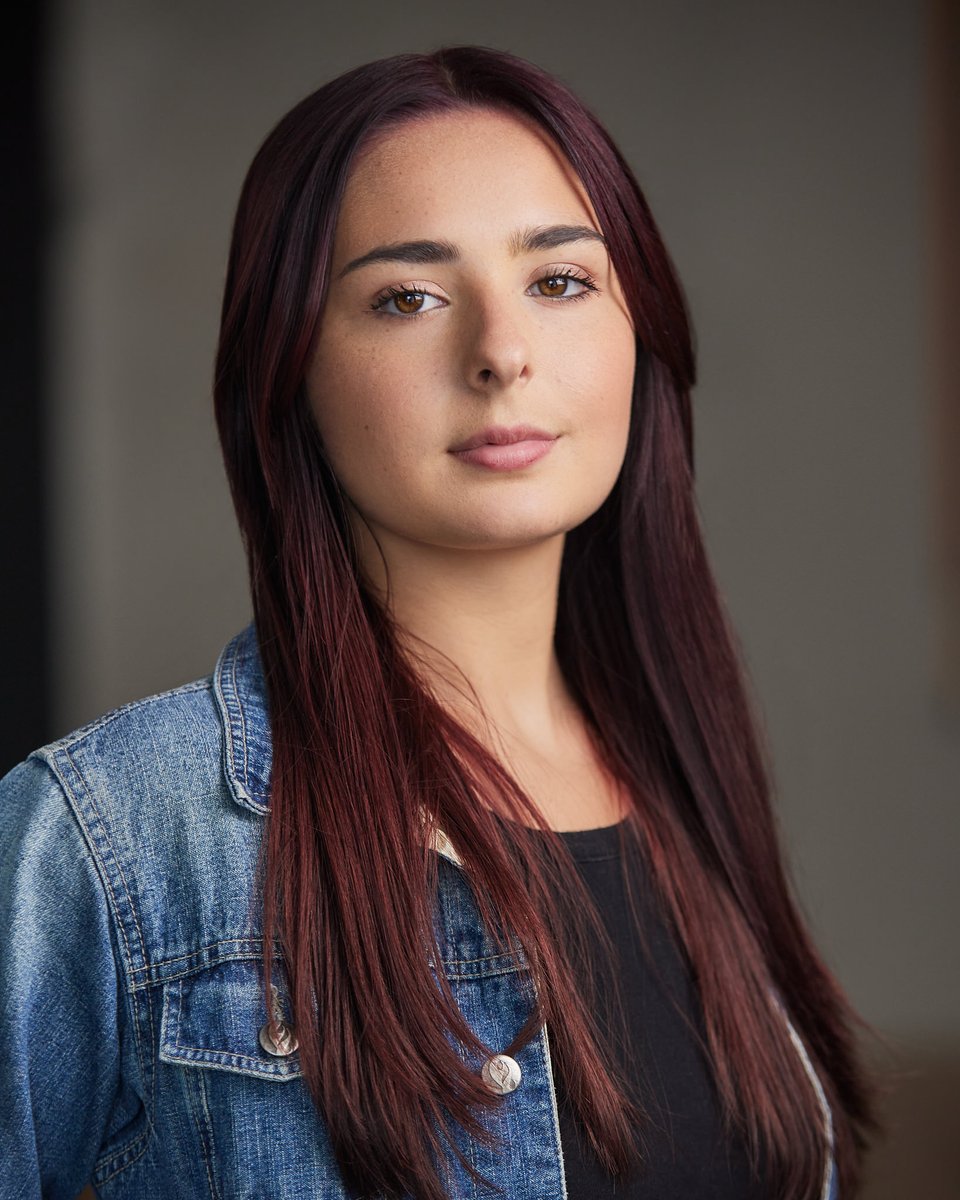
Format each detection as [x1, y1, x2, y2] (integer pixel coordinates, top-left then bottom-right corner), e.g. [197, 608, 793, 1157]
[369, 268, 600, 319]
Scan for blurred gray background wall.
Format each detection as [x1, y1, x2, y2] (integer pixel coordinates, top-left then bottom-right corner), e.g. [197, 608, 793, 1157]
[33, 0, 959, 1194]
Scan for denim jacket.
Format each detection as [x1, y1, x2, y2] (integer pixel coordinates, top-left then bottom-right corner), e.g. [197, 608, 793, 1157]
[0, 625, 838, 1199]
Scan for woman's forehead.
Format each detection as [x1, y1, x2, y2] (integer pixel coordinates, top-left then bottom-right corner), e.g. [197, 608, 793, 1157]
[331, 108, 600, 256]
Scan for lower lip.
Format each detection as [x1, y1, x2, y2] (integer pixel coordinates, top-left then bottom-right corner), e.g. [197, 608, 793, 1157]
[450, 438, 557, 470]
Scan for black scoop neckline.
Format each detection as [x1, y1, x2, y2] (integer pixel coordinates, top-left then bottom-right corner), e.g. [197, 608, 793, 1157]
[489, 810, 628, 862]
[548, 819, 626, 862]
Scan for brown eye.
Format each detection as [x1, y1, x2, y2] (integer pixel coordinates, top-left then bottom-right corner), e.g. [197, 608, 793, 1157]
[371, 287, 443, 317]
[532, 272, 596, 301]
[393, 291, 425, 314]
[538, 275, 571, 298]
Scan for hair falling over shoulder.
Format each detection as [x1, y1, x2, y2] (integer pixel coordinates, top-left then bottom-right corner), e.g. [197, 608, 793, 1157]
[213, 44, 875, 1200]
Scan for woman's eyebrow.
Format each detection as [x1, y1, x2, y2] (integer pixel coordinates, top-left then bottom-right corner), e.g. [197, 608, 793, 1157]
[336, 223, 608, 280]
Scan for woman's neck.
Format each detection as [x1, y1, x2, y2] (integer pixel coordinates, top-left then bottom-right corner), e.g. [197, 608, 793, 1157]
[351, 516, 628, 832]
[355, 518, 572, 742]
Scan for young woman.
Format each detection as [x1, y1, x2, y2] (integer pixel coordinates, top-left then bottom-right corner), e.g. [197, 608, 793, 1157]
[0, 45, 873, 1200]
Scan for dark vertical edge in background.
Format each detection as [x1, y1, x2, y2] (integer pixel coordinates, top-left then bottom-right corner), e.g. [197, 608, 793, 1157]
[1, 2, 51, 773]
[929, 0, 960, 716]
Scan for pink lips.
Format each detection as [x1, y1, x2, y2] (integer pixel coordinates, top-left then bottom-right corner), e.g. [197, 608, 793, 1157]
[449, 424, 558, 471]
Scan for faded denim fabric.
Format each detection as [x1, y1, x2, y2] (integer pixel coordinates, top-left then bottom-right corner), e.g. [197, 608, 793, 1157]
[0, 625, 837, 1199]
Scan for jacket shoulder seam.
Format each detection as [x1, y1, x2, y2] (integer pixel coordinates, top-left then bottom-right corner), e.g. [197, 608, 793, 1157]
[30, 679, 214, 759]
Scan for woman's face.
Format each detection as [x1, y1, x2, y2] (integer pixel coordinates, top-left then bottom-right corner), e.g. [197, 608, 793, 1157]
[305, 107, 636, 559]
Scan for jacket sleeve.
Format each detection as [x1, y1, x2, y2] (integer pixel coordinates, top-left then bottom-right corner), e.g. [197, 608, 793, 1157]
[0, 754, 122, 1200]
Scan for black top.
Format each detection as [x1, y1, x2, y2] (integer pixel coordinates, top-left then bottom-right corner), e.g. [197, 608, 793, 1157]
[548, 821, 765, 1199]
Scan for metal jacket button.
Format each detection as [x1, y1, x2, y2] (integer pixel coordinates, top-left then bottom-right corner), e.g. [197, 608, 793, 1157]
[481, 1053, 521, 1095]
[259, 985, 299, 1057]
[258, 1019, 299, 1057]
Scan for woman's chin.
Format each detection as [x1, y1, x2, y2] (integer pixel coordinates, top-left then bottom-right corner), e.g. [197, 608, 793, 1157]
[429, 513, 587, 552]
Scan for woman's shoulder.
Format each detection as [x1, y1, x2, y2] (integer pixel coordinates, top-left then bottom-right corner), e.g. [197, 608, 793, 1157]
[31, 674, 218, 782]
[3, 662, 225, 830]
[0, 625, 272, 975]
[2, 622, 268, 815]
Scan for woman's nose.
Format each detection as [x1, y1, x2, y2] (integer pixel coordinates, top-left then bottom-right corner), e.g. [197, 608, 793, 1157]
[459, 294, 533, 392]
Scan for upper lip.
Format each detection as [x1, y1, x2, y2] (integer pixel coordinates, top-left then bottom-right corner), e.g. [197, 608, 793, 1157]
[449, 424, 557, 452]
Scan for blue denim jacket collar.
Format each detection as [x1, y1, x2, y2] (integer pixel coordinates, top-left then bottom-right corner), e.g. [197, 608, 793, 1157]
[213, 623, 273, 815]
[213, 624, 465, 866]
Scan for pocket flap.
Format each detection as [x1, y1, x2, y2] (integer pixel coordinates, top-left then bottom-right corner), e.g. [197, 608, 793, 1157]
[159, 957, 302, 1081]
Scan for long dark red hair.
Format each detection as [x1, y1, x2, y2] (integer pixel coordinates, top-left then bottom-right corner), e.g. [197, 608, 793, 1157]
[214, 44, 873, 1200]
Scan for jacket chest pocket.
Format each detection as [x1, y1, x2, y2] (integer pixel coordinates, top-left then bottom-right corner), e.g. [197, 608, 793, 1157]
[159, 957, 303, 1082]
[157, 957, 353, 1199]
